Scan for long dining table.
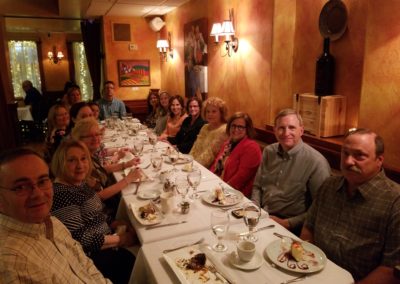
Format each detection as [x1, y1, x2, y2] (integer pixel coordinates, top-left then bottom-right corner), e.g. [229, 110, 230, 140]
[103, 123, 354, 284]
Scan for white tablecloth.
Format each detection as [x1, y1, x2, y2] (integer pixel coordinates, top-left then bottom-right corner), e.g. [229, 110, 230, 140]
[17, 106, 33, 121]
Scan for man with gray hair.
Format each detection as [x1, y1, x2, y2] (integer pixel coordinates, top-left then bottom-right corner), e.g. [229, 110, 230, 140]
[301, 129, 400, 282]
[252, 108, 331, 235]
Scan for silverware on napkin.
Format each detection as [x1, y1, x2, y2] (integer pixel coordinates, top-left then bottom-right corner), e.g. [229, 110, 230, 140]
[162, 237, 204, 253]
[238, 224, 275, 236]
[145, 220, 187, 230]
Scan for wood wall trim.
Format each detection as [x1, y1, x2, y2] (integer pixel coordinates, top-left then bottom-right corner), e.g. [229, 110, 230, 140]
[123, 99, 148, 123]
[255, 126, 400, 184]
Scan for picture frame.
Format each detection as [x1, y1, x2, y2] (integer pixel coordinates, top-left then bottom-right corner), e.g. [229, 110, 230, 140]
[117, 60, 150, 87]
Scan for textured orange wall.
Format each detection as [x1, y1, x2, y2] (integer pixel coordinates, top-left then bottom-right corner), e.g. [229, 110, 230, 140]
[359, 0, 400, 169]
[103, 16, 161, 100]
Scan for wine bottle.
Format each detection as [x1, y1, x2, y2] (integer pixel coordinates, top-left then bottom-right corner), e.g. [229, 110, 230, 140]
[315, 37, 335, 96]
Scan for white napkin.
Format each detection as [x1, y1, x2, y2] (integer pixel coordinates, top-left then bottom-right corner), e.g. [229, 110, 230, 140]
[199, 244, 238, 284]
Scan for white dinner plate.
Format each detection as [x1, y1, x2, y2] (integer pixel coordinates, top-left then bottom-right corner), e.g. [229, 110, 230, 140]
[264, 240, 327, 273]
[130, 202, 164, 225]
[202, 188, 243, 207]
[164, 156, 192, 165]
[163, 244, 225, 284]
[137, 189, 161, 200]
[230, 251, 263, 270]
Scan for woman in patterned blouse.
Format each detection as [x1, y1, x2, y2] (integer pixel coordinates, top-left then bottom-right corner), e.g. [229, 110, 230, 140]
[50, 139, 136, 283]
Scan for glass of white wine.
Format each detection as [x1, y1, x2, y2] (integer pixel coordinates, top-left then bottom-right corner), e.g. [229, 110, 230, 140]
[210, 210, 230, 252]
[243, 202, 261, 242]
[188, 167, 202, 199]
[175, 175, 189, 204]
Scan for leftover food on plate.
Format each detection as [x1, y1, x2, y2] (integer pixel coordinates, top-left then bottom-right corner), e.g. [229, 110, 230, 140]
[131, 202, 164, 225]
[212, 187, 225, 204]
[202, 186, 243, 207]
[182, 163, 193, 172]
[138, 203, 157, 220]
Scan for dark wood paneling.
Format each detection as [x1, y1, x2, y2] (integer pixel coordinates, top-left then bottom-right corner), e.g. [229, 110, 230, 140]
[123, 99, 148, 123]
[255, 126, 400, 184]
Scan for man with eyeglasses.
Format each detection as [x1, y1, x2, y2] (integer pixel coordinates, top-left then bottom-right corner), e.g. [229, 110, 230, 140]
[0, 148, 110, 283]
[251, 108, 331, 235]
[301, 129, 400, 283]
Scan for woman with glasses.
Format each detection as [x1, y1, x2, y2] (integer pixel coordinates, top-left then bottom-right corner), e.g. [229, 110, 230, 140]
[189, 97, 228, 168]
[71, 118, 140, 218]
[210, 112, 262, 197]
[168, 97, 205, 153]
[50, 139, 136, 284]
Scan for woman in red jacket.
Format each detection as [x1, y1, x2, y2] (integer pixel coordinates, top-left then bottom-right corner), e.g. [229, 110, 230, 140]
[210, 112, 262, 197]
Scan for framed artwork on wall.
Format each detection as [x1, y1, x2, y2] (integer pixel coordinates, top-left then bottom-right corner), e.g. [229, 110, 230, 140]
[117, 60, 150, 87]
[184, 18, 208, 100]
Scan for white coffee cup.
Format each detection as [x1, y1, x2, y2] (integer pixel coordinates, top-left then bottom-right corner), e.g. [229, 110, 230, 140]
[160, 192, 175, 214]
[237, 240, 256, 262]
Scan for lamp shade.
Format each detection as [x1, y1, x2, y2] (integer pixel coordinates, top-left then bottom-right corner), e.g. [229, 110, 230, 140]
[210, 23, 222, 36]
[156, 39, 169, 49]
[220, 20, 235, 36]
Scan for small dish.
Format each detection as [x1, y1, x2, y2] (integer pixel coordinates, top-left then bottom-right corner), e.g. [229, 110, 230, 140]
[130, 202, 164, 225]
[230, 251, 263, 270]
[138, 189, 161, 200]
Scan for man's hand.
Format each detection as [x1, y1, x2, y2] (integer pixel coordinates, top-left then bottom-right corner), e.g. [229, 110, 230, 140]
[270, 215, 290, 229]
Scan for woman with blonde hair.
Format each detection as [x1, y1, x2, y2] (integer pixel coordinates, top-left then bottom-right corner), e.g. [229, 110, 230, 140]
[47, 103, 70, 144]
[51, 139, 136, 283]
[190, 97, 228, 168]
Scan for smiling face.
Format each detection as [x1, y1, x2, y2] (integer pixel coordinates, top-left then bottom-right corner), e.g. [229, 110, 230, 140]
[68, 89, 81, 105]
[341, 133, 383, 187]
[80, 125, 101, 153]
[149, 94, 159, 108]
[188, 100, 200, 118]
[160, 93, 170, 109]
[229, 118, 247, 142]
[205, 105, 222, 127]
[90, 105, 100, 120]
[0, 155, 53, 224]
[74, 106, 93, 123]
[55, 106, 70, 128]
[170, 98, 182, 116]
[63, 147, 90, 185]
[274, 114, 304, 152]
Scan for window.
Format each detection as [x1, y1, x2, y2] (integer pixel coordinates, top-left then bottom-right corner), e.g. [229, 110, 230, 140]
[72, 42, 93, 101]
[8, 41, 42, 98]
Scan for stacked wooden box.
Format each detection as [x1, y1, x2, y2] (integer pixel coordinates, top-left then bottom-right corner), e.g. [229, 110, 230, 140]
[293, 93, 346, 138]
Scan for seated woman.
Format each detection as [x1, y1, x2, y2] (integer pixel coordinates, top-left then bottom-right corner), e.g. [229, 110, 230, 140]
[210, 112, 262, 197]
[88, 101, 101, 121]
[63, 85, 81, 109]
[47, 103, 70, 145]
[71, 118, 140, 218]
[51, 139, 136, 284]
[69, 102, 94, 129]
[190, 97, 228, 168]
[144, 90, 159, 128]
[168, 97, 205, 154]
[159, 95, 188, 141]
[154, 91, 170, 135]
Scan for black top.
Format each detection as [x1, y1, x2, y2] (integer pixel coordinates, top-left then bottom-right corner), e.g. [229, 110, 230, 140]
[168, 115, 206, 154]
[24, 87, 43, 121]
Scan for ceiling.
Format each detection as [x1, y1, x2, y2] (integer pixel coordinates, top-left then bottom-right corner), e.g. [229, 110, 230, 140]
[2, 0, 189, 33]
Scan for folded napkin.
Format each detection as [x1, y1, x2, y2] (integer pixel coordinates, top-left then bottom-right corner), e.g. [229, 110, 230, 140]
[199, 244, 237, 284]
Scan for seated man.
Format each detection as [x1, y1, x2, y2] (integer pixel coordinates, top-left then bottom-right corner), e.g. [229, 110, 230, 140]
[252, 108, 331, 235]
[0, 148, 110, 283]
[301, 128, 400, 283]
[97, 80, 126, 120]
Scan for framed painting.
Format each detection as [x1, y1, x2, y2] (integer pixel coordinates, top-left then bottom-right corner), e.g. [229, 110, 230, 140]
[184, 18, 208, 100]
[117, 60, 150, 87]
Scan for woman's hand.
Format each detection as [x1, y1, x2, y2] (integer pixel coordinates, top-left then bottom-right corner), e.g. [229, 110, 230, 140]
[125, 168, 143, 183]
[125, 157, 140, 168]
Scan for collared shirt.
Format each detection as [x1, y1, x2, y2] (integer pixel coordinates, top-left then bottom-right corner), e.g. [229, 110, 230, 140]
[97, 97, 126, 120]
[0, 214, 111, 283]
[251, 140, 331, 229]
[305, 171, 400, 280]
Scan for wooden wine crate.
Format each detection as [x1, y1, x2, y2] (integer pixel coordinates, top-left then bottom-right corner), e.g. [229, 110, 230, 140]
[293, 93, 346, 137]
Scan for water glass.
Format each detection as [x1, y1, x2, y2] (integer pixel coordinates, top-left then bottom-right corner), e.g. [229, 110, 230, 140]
[210, 210, 230, 252]
[150, 153, 163, 172]
[188, 167, 202, 199]
[243, 202, 261, 242]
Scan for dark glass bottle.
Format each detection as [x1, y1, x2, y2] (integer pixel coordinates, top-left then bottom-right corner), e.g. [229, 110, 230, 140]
[315, 38, 335, 96]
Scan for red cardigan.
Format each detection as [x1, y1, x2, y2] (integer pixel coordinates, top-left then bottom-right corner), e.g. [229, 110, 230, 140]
[210, 137, 262, 197]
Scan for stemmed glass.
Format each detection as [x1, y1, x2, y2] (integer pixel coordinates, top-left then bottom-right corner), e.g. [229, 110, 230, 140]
[148, 132, 158, 152]
[150, 153, 163, 173]
[188, 167, 202, 199]
[175, 175, 189, 204]
[133, 139, 144, 157]
[169, 150, 179, 171]
[243, 202, 261, 242]
[210, 210, 230, 252]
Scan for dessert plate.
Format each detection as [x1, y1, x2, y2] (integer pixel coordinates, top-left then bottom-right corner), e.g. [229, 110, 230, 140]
[130, 202, 164, 225]
[202, 188, 243, 207]
[265, 240, 327, 273]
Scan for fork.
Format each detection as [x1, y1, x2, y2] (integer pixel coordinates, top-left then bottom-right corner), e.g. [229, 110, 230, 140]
[162, 237, 204, 253]
[280, 275, 306, 284]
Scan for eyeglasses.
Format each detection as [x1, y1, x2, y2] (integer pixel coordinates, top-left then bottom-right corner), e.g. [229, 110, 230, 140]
[231, 124, 246, 130]
[0, 177, 52, 196]
[80, 133, 102, 140]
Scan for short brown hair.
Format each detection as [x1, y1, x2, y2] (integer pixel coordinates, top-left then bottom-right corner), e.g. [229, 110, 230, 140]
[226, 112, 256, 138]
[202, 97, 228, 123]
[168, 95, 186, 118]
[51, 139, 93, 180]
[345, 128, 384, 157]
[274, 108, 303, 126]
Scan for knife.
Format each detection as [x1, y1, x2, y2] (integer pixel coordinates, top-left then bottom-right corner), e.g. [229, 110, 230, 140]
[145, 220, 187, 230]
[238, 224, 275, 236]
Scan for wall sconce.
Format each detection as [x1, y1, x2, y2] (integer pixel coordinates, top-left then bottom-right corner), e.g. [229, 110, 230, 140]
[47, 46, 64, 64]
[156, 32, 173, 62]
[210, 9, 239, 57]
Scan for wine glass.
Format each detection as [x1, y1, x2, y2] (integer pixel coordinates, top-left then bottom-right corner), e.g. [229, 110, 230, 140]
[169, 150, 179, 171]
[188, 167, 202, 199]
[133, 140, 144, 157]
[210, 210, 230, 252]
[150, 153, 163, 172]
[243, 202, 261, 242]
[148, 132, 158, 152]
[175, 175, 189, 204]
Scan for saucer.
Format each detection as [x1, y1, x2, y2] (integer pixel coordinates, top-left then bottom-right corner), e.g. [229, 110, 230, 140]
[138, 189, 161, 200]
[229, 251, 263, 270]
